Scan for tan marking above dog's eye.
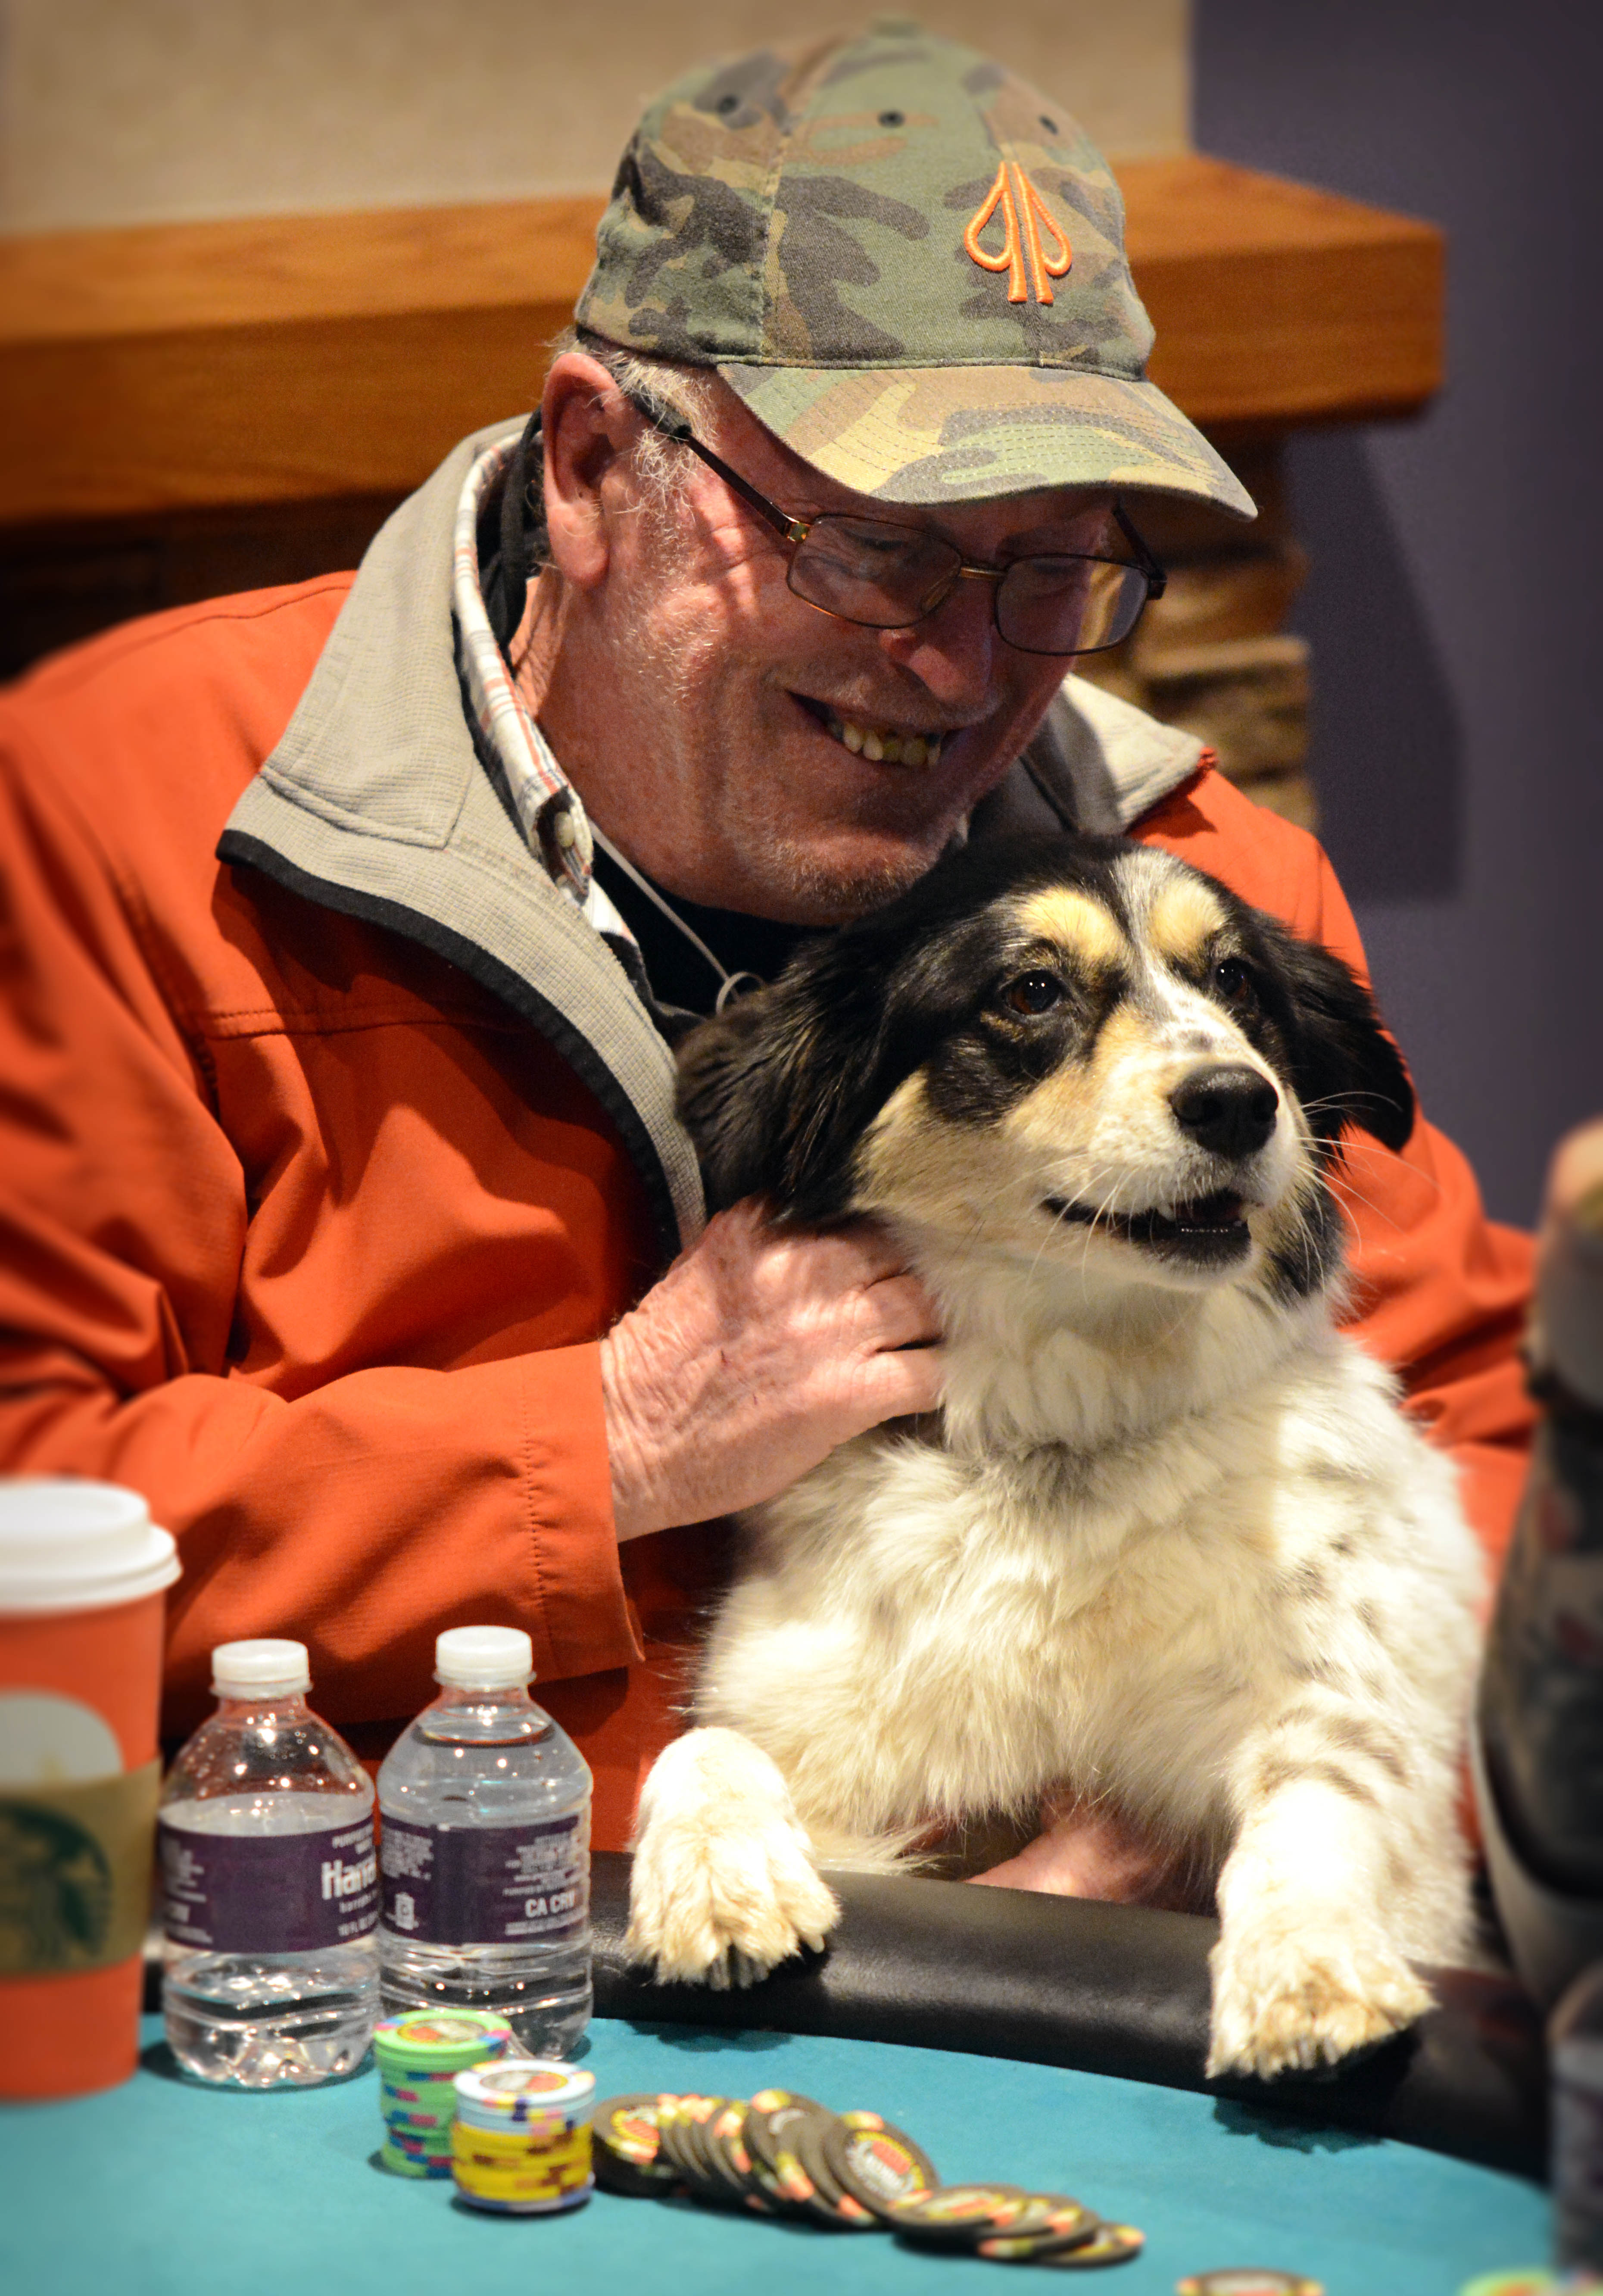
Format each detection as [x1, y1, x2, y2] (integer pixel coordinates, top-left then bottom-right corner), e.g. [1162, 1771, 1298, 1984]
[998, 970, 1067, 1017]
[1015, 888, 1129, 970]
[1146, 874, 1228, 964]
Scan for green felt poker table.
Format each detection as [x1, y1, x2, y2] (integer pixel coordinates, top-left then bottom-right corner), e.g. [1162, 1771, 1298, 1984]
[0, 1857, 1554, 2296]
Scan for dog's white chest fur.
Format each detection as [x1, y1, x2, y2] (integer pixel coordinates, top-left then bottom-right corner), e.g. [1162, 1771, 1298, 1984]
[699, 1276, 1479, 1906]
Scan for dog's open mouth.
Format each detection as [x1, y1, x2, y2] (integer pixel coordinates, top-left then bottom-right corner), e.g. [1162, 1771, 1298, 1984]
[1042, 1189, 1253, 1259]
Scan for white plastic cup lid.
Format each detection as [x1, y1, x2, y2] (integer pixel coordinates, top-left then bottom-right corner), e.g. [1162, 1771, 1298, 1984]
[434, 1625, 534, 1688]
[0, 1478, 180, 1615]
[212, 1639, 311, 1696]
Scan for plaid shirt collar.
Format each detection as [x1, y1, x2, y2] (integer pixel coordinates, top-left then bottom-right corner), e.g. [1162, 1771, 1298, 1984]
[452, 430, 630, 945]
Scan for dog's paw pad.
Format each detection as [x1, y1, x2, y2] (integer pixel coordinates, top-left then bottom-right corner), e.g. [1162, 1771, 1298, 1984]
[626, 1816, 840, 1988]
[1207, 1929, 1433, 2081]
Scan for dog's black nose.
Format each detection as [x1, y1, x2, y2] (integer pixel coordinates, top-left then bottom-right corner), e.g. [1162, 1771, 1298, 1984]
[1169, 1065, 1279, 1159]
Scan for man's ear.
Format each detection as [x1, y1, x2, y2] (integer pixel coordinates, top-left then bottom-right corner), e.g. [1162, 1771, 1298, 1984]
[539, 354, 639, 591]
[1256, 917, 1416, 1153]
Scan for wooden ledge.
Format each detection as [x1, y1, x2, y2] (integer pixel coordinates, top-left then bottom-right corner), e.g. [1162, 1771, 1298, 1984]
[0, 156, 1442, 529]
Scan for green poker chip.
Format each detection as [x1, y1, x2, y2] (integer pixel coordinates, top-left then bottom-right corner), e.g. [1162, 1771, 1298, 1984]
[371, 2011, 515, 2074]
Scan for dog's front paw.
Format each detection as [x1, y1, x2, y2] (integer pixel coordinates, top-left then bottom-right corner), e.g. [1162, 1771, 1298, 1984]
[1206, 1917, 1434, 2081]
[626, 1806, 840, 1989]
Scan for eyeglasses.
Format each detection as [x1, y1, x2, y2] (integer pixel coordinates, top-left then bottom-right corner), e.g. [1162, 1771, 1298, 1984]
[628, 395, 1165, 657]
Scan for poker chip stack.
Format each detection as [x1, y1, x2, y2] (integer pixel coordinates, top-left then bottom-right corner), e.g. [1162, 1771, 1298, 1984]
[451, 2059, 597, 2215]
[589, 2086, 1146, 2267]
[372, 2011, 516, 2179]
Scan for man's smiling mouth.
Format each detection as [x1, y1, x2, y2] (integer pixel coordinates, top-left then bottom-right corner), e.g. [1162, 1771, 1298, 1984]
[792, 692, 946, 769]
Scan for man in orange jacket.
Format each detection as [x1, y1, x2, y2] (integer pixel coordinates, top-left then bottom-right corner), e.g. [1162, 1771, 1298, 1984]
[0, 27, 1531, 1860]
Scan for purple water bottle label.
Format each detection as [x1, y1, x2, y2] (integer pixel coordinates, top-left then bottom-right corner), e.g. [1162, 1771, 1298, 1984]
[159, 1813, 380, 1952]
[379, 1812, 588, 1945]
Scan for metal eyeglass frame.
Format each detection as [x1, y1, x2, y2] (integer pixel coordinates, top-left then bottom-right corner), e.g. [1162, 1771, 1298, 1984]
[626, 393, 1167, 657]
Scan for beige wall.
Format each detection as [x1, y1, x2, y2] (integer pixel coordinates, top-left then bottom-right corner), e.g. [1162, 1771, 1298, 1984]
[0, 0, 1188, 234]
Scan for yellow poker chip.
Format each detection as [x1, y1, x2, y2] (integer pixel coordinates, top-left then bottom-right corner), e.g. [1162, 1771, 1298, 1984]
[1176, 2274, 1322, 2296]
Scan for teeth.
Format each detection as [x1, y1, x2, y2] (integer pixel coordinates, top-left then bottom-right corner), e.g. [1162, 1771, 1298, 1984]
[826, 714, 943, 768]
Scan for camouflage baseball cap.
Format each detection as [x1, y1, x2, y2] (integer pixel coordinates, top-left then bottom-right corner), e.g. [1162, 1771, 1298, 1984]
[576, 18, 1254, 518]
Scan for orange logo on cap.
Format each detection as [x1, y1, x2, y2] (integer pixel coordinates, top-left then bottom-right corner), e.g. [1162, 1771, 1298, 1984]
[964, 162, 1072, 305]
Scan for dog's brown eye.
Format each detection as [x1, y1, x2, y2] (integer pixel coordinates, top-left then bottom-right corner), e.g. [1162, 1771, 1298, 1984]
[1000, 971, 1065, 1016]
[1214, 957, 1254, 1005]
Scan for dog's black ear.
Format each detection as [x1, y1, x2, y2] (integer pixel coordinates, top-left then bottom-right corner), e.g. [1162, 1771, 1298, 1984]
[674, 948, 895, 1220]
[1255, 917, 1416, 1153]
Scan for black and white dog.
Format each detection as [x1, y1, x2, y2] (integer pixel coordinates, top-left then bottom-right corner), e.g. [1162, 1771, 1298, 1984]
[626, 834, 1482, 2081]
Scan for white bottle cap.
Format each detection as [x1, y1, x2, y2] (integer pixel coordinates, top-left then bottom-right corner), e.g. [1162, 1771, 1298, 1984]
[0, 1478, 180, 1616]
[434, 1625, 534, 1689]
[212, 1639, 311, 1697]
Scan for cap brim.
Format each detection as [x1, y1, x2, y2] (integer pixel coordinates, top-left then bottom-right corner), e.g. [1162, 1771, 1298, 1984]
[717, 362, 1256, 519]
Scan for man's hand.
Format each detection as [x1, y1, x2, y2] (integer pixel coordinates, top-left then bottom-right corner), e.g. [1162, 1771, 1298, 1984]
[599, 1200, 943, 1538]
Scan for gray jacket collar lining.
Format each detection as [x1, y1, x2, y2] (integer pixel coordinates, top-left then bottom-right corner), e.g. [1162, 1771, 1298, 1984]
[219, 421, 1208, 1261]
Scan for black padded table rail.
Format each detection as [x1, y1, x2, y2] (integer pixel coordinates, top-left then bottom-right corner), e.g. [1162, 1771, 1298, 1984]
[590, 1851, 1547, 2180]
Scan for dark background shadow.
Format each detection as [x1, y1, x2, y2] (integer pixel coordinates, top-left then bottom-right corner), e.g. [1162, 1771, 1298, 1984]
[1194, 0, 1603, 1223]
[1288, 432, 1464, 903]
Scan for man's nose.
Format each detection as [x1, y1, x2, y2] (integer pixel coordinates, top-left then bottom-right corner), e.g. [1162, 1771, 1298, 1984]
[875, 576, 999, 710]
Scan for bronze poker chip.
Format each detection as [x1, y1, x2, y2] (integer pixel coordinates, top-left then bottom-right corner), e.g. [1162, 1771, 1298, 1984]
[588, 2094, 682, 2197]
[822, 2109, 941, 2220]
[1032, 2221, 1146, 2268]
[889, 2182, 1062, 2248]
[701, 2100, 777, 2215]
[1174, 2276, 1322, 2296]
[969, 2195, 1106, 2260]
[657, 2093, 733, 2200]
[791, 2109, 881, 2230]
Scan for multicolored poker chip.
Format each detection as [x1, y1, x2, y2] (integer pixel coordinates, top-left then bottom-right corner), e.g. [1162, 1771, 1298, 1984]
[702, 2101, 777, 2214]
[1456, 2277, 1591, 2296]
[453, 2058, 595, 2125]
[580, 2081, 1141, 2270]
[823, 2110, 941, 2219]
[1033, 2221, 1145, 2268]
[657, 2094, 733, 2200]
[371, 2011, 515, 2071]
[745, 2091, 836, 2217]
[968, 2196, 1104, 2260]
[890, 2183, 1037, 2244]
[589, 2093, 681, 2195]
[1174, 2273, 1319, 2296]
[791, 2109, 879, 2230]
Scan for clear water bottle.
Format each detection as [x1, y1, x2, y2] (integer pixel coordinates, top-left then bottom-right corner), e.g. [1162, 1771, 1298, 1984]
[1552, 1963, 1603, 2271]
[159, 1639, 379, 2086]
[376, 1626, 592, 2057]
